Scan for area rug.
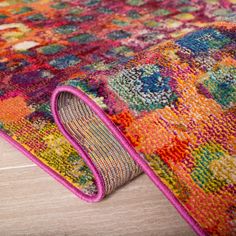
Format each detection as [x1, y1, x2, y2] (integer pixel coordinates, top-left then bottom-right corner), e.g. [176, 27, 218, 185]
[0, 0, 235, 235]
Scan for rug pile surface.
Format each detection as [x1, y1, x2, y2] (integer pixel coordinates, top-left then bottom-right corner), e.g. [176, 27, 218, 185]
[0, 0, 235, 235]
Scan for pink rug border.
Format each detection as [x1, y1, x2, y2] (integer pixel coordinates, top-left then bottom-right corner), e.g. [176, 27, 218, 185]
[51, 85, 206, 236]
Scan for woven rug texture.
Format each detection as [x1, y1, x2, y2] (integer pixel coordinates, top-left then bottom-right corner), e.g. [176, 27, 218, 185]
[0, 0, 235, 235]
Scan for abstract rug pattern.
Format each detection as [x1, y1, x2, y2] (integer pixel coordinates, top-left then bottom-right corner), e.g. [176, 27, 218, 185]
[0, 0, 235, 235]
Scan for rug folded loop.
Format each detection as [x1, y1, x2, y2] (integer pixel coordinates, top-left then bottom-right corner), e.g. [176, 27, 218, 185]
[51, 86, 142, 202]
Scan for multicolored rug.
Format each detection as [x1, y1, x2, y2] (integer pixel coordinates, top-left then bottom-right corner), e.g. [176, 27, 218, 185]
[0, 0, 235, 235]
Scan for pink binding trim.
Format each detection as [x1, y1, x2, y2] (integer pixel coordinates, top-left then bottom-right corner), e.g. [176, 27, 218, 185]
[51, 85, 206, 236]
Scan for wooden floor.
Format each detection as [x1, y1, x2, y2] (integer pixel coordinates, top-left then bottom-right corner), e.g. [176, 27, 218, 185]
[0, 137, 195, 236]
